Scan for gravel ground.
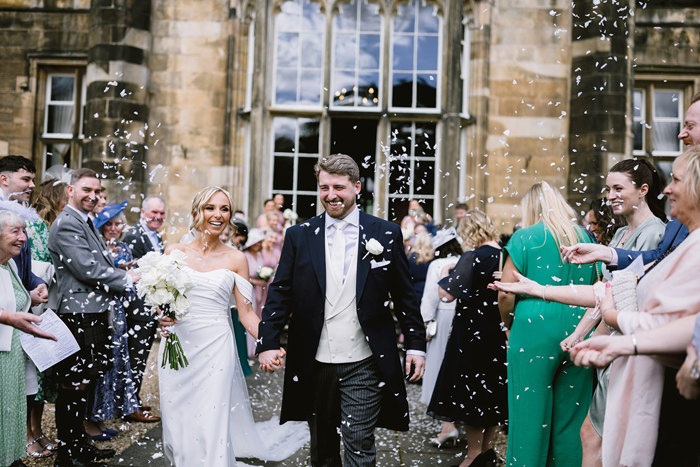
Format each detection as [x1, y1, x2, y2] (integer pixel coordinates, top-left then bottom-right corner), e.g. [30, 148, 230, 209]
[26, 339, 508, 466]
[25, 339, 163, 467]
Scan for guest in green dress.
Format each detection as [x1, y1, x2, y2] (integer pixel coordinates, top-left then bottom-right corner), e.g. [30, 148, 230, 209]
[499, 182, 598, 467]
[0, 210, 34, 466]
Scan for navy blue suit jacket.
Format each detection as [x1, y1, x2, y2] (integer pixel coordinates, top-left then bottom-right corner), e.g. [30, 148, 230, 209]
[614, 218, 688, 269]
[257, 210, 426, 431]
[13, 240, 45, 292]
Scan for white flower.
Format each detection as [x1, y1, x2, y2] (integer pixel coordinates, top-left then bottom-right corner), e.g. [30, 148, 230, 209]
[258, 266, 275, 280]
[283, 209, 298, 221]
[365, 238, 384, 256]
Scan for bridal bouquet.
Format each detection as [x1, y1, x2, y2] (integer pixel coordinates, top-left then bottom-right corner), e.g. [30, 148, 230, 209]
[258, 265, 275, 281]
[136, 250, 197, 370]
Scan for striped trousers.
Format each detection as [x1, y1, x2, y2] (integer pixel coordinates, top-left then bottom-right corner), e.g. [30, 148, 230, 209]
[309, 357, 382, 467]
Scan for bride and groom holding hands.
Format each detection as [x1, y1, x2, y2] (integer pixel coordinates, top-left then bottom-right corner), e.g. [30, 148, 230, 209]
[159, 153, 427, 466]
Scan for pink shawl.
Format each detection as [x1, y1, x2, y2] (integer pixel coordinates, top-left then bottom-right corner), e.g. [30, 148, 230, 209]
[603, 228, 700, 466]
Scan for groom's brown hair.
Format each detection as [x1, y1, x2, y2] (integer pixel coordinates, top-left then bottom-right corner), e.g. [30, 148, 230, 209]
[314, 153, 360, 184]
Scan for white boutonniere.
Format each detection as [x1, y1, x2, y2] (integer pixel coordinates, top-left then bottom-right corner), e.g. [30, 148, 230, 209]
[363, 238, 384, 259]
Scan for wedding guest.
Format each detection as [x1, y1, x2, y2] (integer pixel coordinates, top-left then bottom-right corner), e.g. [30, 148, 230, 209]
[255, 199, 277, 230]
[24, 179, 68, 458]
[407, 231, 434, 300]
[583, 197, 624, 246]
[498, 181, 598, 467]
[122, 195, 165, 421]
[48, 168, 139, 464]
[92, 194, 107, 215]
[454, 202, 468, 223]
[420, 228, 462, 445]
[265, 210, 283, 236]
[85, 203, 142, 439]
[232, 218, 248, 249]
[243, 228, 272, 356]
[262, 230, 282, 266]
[569, 146, 700, 466]
[428, 210, 507, 467]
[0, 209, 37, 467]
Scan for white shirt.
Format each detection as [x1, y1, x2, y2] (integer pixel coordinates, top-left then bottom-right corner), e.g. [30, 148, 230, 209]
[67, 204, 90, 223]
[325, 206, 360, 279]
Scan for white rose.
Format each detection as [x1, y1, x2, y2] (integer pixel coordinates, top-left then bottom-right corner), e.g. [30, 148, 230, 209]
[365, 238, 384, 256]
[151, 287, 171, 305]
[173, 294, 190, 317]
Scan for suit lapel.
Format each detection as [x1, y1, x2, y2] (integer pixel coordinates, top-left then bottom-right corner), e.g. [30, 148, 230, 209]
[306, 215, 326, 294]
[139, 224, 156, 252]
[356, 211, 373, 300]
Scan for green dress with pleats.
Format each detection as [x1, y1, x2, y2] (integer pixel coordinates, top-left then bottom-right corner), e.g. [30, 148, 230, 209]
[0, 263, 30, 465]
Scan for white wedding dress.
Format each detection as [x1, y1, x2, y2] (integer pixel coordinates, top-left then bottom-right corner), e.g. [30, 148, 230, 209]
[158, 268, 308, 466]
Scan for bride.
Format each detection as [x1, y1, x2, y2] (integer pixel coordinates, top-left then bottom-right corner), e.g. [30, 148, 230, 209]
[157, 186, 307, 466]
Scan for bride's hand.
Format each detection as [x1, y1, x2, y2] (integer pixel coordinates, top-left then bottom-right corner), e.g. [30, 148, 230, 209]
[259, 348, 285, 372]
[159, 314, 176, 337]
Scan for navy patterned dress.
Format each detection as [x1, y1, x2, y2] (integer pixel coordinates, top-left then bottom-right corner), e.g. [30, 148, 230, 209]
[90, 242, 140, 421]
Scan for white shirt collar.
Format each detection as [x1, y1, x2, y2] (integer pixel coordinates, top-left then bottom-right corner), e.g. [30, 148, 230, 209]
[139, 219, 158, 234]
[325, 204, 360, 229]
[67, 204, 90, 223]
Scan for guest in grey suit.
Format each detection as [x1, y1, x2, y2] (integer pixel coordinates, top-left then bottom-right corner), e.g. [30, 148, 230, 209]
[121, 195, 165, 420]
[48, 168, 139, 466]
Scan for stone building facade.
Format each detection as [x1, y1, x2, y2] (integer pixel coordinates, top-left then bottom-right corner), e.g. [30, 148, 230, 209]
[0, 0, 698, 237]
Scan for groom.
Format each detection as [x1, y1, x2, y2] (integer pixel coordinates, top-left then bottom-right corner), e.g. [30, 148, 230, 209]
[258, 153, 426, 466]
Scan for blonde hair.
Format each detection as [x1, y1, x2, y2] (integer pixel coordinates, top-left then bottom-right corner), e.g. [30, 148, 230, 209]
[674, 146, 700, 206]
[190, 186, 237, 235]
[520, 181, 583, 250]
[412, 231, 435, 264]
[457, 209, 499, 250]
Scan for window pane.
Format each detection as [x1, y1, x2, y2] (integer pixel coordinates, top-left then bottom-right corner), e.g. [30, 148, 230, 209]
[297, 157, 318, 191]
[359, 0, 381, 31]
[413, 159, 435, 194]
[45, 143, 71, 169]
[392, 73, 413, 107]
[392, 35, 414, 70]
[277, 33, 299, 68]
[330, 118, 377, 213]
[416, 73, 437, 108]
[358, 34, 380, 69]
[275, 68, 298, 105]
[334, 33, 357, 69]
[47, 105, 74, 134]
[633, 121, 644, 152]
[415, 122, 436, 157]
[358, 72, 379, 107]
[393, 2, 415, 33]
[50, 76, 75, 102]
[654, 90, 681, 118]
[652, 122, 681, 153]
[301, 0, 324, 30]
[633, 90, 643, 119]
[299, 70, 322, 104]
[388, 197, 408, 222]
[389, 158, 410, 194]
[417, 5, 439, 33]
[333, 70, 355, 106]
[417, 35, 438, 70]
[273, 157, 294, 190]
[298, 119, 319, 153]
[295, 194, 317, 221]
[335, 0, 358, 31]
[274, 118, 296, 153]
[301, 33, 323, 68]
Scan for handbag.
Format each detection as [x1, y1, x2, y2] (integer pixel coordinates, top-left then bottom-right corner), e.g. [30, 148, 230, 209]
[610, 270, 639, 314]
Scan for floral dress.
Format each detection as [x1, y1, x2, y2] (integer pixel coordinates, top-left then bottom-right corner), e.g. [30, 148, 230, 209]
[0, 263, 29, 465]
[25, 217, 59, 402]
[90, 242, 141, 421]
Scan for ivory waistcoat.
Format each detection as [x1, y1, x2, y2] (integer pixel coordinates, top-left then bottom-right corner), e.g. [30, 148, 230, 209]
[315, 229, 372, 363]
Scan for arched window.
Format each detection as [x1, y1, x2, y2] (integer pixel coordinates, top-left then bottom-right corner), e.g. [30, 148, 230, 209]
[273, 0, 325, 106]
[390, 0, 441, 110]
[331, 0, 382, 109]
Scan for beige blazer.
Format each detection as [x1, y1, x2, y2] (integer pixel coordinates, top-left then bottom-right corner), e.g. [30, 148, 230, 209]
[0, 259, 31, 351]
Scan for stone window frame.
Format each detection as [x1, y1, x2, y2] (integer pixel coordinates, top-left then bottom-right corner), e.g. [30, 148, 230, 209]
[30, 58, 88, 174]
[633, 78, 695, 158]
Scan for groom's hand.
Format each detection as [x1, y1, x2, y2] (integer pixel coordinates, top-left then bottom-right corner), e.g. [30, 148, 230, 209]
[405, 354, 425, 382]
[259, 349, 285, 372]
